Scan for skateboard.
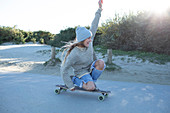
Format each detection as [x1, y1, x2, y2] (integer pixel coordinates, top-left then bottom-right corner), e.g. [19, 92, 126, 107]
[55, 85, 111, 101]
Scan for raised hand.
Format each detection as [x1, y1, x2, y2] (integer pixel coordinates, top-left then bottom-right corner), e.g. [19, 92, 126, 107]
[98, 0, 103, 10]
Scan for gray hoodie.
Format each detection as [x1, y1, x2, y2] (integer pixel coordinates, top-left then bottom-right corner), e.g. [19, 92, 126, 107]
[61, 8, 102, 89]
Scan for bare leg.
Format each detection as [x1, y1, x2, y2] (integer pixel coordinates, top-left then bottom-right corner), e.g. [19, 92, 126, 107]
[82, 59, 105, 91]
[83, 81, 96, 91]
[94, 59, 105, 70]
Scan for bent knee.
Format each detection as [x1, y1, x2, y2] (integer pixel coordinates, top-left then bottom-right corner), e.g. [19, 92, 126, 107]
[95, 59, 105, 70]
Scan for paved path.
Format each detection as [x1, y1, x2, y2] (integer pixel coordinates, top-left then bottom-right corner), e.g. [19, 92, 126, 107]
[0, 71, 170, 113]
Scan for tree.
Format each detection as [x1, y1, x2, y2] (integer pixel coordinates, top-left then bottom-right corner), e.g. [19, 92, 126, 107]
[45, 27, 76, 66]
[99, 14, 121, 64]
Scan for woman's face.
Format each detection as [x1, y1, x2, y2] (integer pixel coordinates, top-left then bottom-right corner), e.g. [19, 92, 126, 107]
[83, 37, 92, 47]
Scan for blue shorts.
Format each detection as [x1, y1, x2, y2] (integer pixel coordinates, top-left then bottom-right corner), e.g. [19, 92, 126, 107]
[72, 60, 106, 87]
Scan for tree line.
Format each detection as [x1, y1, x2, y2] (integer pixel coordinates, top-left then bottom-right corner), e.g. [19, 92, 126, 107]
[0, 9, 170, 55]
[99, 10, 170, 55]
[0, 25, 55, 45]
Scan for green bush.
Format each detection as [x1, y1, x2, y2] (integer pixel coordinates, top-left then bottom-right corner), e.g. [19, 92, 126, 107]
[39, 38, 44, 44]
[0, 26, 29, 44]
[0, 26, 55, 45]
[33, 31, 55, 44]
[49, 27, 76, 47]
[99, 9, 170, 55]
[31, 38, 36, 44]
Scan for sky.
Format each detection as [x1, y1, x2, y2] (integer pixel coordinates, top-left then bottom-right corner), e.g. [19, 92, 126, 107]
[0, 0, 170, 34]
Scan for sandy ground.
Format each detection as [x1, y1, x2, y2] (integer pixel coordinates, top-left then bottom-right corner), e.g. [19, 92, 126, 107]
[0, 42, 170, 85]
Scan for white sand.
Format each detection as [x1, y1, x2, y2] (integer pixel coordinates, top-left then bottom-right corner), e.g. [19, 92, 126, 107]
[0, 42, 170, 85]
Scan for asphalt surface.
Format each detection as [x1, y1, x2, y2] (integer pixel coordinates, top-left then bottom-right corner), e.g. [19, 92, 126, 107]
[0, 71, 170, 113]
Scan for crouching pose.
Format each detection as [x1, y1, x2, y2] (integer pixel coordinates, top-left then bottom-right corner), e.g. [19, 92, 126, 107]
[61, 0, 105, 91]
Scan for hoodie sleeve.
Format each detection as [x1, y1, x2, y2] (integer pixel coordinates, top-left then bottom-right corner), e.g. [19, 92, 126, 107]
[90, 8, 102, 41]
[61, 50, 78, 89]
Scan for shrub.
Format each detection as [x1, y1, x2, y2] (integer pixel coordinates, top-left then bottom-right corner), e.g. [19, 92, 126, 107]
[99, 9, 170, 55]
[49, 27, 76, 47]
[31, 38, 36, 44]
[39, 38, 44, 44]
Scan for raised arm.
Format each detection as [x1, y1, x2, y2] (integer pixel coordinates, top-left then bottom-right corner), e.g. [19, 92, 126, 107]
[90, 0, 103, 41]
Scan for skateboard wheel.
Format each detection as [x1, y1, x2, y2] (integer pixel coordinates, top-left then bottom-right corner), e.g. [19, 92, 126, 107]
[102, 93, 108, 97]
[55, 89, 60, 94]
[98, 95, 105, 101]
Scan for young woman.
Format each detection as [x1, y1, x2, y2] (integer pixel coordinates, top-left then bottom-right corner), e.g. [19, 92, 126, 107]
[61, 0, 105, 91]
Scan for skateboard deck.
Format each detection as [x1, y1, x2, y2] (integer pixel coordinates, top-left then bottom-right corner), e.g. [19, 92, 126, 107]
[55, 85, 111, 101]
